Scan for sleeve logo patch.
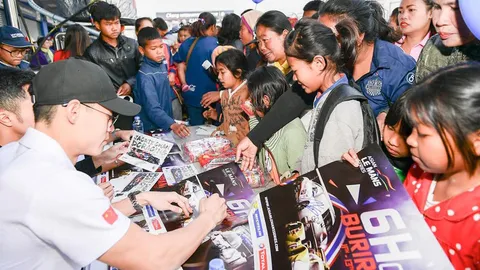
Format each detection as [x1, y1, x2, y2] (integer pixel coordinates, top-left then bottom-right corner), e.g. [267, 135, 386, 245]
[102, 206, 118, 225]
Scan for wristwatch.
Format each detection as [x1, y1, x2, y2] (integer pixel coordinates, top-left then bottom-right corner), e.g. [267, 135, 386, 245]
[128, 191, 143, 212]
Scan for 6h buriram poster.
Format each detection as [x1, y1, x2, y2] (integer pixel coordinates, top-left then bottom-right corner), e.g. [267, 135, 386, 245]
[248, 144, 453, 270]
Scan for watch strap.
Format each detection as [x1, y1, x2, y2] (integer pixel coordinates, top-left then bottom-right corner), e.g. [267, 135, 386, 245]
[128, 191, 143, 212]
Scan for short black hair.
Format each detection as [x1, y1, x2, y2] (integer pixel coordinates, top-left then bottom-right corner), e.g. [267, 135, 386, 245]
[385, 90, 412, 138]
[90, 1, 121, 23]
[0, 68, 35, 115]
[247, 66, 289, 115]
[303, 0, 325, 12]
[137, 27, 161, 48]
[153, 17, 168, 31]
[33, 105, 57, 125]
[135, 17, 153, 33]
[179, 25, 192, 33]
[215, 49, 249, 81]
[256, 10, 292, 35]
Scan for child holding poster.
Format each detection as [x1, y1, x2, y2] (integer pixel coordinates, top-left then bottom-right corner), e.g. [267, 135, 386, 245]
[342, 91, 413, 181]
[403, 63, 480, 269]
[203, 49, 250, 146]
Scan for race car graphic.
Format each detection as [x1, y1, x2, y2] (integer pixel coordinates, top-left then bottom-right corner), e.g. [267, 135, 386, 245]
[285, 221, 329, 270]
[210, 230, 250, 268]
[126, 147, 160, 164]
[295, 177, 336, 249]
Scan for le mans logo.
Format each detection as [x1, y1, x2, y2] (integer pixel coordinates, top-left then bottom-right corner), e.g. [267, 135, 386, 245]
[253, 209, 264, 238]
[359, 156, 395, 192]
[258, 243, 268, 270]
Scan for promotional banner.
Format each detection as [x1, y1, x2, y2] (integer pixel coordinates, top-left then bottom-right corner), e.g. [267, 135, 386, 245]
[248, 145, 453, 270]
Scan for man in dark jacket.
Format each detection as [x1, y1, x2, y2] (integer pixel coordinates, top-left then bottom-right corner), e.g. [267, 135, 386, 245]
[84, 1, 142, 129]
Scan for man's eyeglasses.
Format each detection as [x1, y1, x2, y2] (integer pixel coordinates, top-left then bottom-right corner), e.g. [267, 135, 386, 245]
[0, 46, 29, 58]
[81, 103, 119, 127]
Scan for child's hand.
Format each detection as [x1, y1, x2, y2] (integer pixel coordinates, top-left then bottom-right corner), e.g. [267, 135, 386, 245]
[170, 123, 190, 138]
[341, 149, 360, 167]
[203, 106, 218, 121]
[201, 91, 221, 108]
[98, 182, 114, 201]
[168, 73, 176, 86]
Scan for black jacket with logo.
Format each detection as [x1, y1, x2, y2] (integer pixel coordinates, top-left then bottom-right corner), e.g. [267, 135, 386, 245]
[84, 35, 142, 90]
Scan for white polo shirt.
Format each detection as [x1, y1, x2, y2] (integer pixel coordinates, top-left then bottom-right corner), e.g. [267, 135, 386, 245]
[0, 128, 130, 270]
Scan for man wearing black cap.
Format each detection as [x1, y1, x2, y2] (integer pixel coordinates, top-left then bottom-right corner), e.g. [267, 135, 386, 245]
[0, 26, 32, 69]
[0, 58, 227, 270]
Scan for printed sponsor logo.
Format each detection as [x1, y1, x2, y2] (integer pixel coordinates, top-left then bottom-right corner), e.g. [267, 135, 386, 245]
[152, 219, 162, 230]
[253, 209, 264, 238]
[258, 246, 268, 270]
[146, 205, 156, 218]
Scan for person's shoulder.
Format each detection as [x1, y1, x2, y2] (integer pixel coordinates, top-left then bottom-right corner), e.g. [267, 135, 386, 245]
[202, 36, 219, 46]
[122, 35, 139, 47]
[0, 142, 21, 171]
[285, 117, 306, 133]
[330, 99, 363, 125]
[377, 39, 416, 70]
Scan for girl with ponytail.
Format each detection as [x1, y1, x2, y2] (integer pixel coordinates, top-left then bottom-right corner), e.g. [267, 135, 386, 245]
[236, 0, 414, 170]
[284, 18, 374, 171]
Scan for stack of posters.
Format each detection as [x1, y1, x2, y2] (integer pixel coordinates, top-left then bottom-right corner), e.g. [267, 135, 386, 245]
[148, 162, 257, 269]
[162, 153, 199, 185]
[248, 145, 453, 270]
[119, 131, 173, 172]
[110, 172, 163, 202]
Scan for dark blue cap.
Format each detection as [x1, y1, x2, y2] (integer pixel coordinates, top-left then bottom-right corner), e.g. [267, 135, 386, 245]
[0, 26, 32, 48]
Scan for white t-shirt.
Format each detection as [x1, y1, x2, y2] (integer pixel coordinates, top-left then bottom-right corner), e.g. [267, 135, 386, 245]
[0, 128, 130, 270]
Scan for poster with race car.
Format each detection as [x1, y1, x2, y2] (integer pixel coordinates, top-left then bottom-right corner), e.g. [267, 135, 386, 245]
[119, 131, 173, 172]
[248, 144, 453, 270]
[150, 129, 182, 153]
[150, 162, 256, 269]
[110, 172, 163, 202]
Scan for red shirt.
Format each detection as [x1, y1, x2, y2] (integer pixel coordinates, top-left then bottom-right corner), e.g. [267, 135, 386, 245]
[404, 164, 480, 269]
[53, 50, 70, 62]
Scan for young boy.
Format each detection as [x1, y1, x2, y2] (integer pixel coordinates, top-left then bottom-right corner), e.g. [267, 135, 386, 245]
[0, 26, 32, 70]
[135, 27, 190, 138]
[84, 1, 141, 129]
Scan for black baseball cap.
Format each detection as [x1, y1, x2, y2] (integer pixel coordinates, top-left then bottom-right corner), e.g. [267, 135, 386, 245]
[32, 58, 141, 116]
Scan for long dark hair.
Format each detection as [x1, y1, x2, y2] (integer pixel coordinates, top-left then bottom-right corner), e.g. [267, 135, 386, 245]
[255, 10, 292, 35]
[64, 24, 91, 57]
[405, 63, 480, 175]
[285, 18, 358, 73]
[215, 49, 249, 80]
[319, 0, 402, 43]
[218, 13, 241, 46]
[191, 12, 217, 37]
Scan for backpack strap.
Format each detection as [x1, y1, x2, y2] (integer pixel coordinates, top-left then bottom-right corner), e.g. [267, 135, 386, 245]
[313, 84, 379, 167]
[185, 38, 200, 71]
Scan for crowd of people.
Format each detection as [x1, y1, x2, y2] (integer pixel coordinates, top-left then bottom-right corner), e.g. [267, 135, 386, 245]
[0, 0, 480, 269]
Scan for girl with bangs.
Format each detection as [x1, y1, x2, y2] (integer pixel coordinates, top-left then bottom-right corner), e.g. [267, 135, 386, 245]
[402, 63, 480, 269]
